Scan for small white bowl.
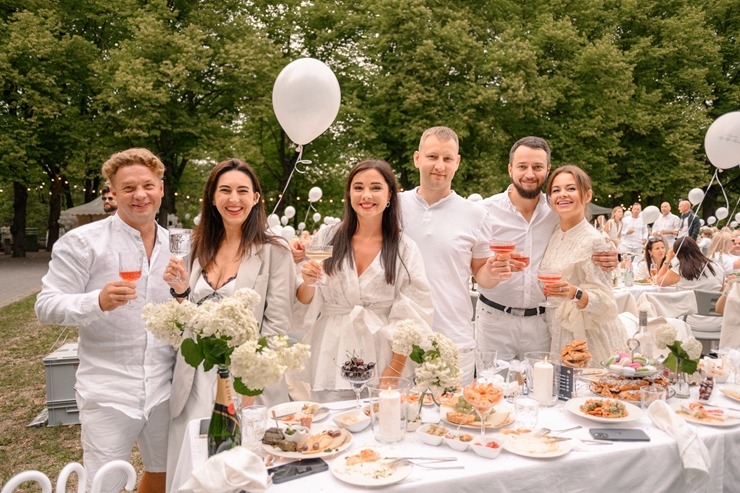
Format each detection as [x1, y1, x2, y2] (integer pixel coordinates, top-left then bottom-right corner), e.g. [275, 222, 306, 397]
[417, 423, 447, 446]
[470, 440, 502, 459]
[282, 425, 310, 447]
[332, 409, 371, 432]
[444, 432, 474, 451]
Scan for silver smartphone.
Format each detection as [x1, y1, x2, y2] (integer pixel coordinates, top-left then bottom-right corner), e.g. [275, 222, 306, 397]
[589, 428, 650, 441]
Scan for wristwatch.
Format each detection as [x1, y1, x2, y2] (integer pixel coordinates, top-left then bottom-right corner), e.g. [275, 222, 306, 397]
[170, 287, 191, 299]
[573, 287, 584, 301]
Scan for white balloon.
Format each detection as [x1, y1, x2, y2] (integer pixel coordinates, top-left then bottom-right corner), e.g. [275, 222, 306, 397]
[267, 214, 280, 228]
[312, 212, 321, 222]
[193, 214, 201, 226]
[184, 213, 191, 220]
[700, 219, 705, 226]
[642, 205, 660, 224]
[281, 225, 296, 240]
[333, 217, 342, 225]
[269, 225, 283, 235]
[736, 213, 740, 223]
[731, 221, 738, 228]
[272, 58, 341, 145]
[280, 215, 288, 225]
[308, 186, 323, 203]
[704, 111, 740, 170]
[298, 221, 306, 231]
[323, 216, 332, 225]
[707, 216, 717, 225]
[284, 206, 296, 219]
[715, 207, 729, 220]
[688, 188, 704, 206]
[468, 193, 483, 202]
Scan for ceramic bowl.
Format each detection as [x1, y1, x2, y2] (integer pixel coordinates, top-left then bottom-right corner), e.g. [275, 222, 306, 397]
[443, 431, 474, 451]
[282, 425, 310, 447]
[470, 439, 502, 459]
[417, 423, 447, 446]
[332, 409, 371, 432]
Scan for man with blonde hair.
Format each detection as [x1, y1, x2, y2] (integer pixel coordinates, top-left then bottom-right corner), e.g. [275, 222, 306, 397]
[36, 148, 174, 493]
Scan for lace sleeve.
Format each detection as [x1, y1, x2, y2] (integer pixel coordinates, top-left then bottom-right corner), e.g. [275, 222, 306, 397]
[576, 256, 619, 321]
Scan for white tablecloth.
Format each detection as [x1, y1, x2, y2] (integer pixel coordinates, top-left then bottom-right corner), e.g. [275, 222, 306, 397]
[174, 388, 740, 493]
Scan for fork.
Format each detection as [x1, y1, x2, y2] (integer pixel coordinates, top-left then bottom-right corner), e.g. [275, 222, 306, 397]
[533, 425, 582, 437]
[389, 458, 465, 470]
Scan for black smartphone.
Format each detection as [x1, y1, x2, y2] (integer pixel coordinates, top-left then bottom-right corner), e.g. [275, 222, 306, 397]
[199, 418, 210, 437]
[268, 458, 329, 484]
[589, 428, 650, 442]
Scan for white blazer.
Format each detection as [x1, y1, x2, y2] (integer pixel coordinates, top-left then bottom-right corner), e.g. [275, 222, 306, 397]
[169, 241, 296, 418]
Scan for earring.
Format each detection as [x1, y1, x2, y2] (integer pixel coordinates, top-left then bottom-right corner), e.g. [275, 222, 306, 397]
[386, 201, 391, 208]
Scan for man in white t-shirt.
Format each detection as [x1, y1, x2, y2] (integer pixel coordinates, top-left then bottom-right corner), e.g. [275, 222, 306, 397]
[651, 201, 680, 249]
[476, 136, 619, 362]
[621, 203, 648, 258]
[400, 126, 503, 383]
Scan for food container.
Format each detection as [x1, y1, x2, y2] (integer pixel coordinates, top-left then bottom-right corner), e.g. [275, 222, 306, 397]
[417, 423, 447, 446]
[332, 409, 371, 432]
[443, 431, 474, 451]
[470, 440, 502, 459]
[282, 425, 310, 448]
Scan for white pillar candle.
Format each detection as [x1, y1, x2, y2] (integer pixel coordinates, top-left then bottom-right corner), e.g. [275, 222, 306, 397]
[378, 387, 402, 442]
[532, 360, 554, 405]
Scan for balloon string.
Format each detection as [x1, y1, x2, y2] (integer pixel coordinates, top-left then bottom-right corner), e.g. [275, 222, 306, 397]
[728, 197, 740, 227]
[715, 169, 730, 226]
[271, 145, 304, 216]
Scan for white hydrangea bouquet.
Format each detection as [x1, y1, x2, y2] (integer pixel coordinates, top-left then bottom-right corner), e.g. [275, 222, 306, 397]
[655, 323, 702, 375]
[143, 288, 310, 396]
[392, 320, 461, 398]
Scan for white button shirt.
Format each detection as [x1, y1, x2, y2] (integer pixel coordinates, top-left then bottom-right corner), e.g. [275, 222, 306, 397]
[35, 214, 175, 419]
[477, 189, 559, 309]
[621, 214, 648, 252]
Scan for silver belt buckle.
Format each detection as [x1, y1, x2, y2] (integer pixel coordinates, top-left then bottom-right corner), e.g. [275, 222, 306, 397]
[510, 307, 526, 317]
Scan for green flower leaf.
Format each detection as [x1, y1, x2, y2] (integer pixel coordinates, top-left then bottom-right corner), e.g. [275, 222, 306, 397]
[234, 376, 263, 396]
[410, 345, 425, 365]
[181, 338, 204, 368]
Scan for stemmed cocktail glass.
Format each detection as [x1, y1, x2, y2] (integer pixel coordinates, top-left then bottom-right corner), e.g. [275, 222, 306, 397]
[463, 380, 503, 438]
[305, 245, 333, 286]
[119, 251, 143, 308]
[340, 355, 376, 412]
[537, 269, 563, 308]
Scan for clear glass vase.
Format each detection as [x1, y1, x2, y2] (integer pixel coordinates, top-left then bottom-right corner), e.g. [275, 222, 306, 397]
[208, 365, 241, 456]
[673, 359, 691, 399]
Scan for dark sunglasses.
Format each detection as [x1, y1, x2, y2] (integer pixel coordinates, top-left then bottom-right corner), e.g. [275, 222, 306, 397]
[102, 197, 115, 202]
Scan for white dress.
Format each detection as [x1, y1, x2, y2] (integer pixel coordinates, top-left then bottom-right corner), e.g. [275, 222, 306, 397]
[301, 225, 434, 393]
[541, 219, 627, 365]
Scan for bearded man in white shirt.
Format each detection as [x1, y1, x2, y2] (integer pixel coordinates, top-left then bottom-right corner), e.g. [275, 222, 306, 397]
[476, 136, 618, 361]
[651, 201, 681, 249]
[399, 126, 503, 383]
[36, 148, 175, 493]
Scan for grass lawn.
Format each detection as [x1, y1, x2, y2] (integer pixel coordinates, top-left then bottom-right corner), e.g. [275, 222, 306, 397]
[0, 295, 142, 492]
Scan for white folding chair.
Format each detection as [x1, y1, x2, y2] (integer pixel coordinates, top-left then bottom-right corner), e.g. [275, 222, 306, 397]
[684, 290, 723, 353]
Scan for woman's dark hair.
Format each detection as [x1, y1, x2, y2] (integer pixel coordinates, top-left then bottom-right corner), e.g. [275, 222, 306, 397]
[323, 159, 401, 284]
[191, 158, 284, 269]
[672, 236, 718, 281]
[644, 238, 667, 270]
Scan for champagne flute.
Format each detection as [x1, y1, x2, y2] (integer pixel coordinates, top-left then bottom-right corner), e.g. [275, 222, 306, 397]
[305, 245, 333, 287]
[169, 228, 192, 282]
[119, 251, 143, 308]
[537, 269, 563, 308]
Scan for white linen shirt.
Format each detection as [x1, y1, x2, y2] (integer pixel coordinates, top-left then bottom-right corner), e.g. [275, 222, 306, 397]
[477, 189, 559, 309]
[621, 214, 648, 251]
[399, 189, 491, 349]
[35, 214, 175, 419]
[652, 213, 681, 248]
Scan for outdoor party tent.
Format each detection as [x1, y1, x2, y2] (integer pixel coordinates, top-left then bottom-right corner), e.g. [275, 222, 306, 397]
[59, 196, 108, 229]
[589, 203, 613, 217]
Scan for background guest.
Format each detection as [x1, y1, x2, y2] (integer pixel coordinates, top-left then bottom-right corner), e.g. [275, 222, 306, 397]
[634, 238, 667, 280]
[603, 205, 624, 249]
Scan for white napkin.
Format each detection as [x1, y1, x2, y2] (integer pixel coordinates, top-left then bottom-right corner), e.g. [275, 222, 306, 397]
[178, 446, 269, 493]
[647, 400, 710, 488]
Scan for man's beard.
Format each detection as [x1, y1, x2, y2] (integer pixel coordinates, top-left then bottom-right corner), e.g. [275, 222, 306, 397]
[513, 181, 542, 200]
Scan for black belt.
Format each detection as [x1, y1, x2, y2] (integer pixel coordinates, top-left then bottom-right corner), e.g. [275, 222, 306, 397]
[478, 294, 545, 317]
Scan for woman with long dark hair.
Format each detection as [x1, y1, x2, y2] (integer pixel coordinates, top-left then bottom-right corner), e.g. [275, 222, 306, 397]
[297, 159, 433, 402]
[163, 158, 294, 491]
[634, 238, 667, 280]
[655, 236, 722, 290]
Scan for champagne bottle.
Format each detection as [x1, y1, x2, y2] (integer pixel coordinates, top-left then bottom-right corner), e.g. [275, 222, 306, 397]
[634, 310, 655, 359]
[208, 366, 241, 456]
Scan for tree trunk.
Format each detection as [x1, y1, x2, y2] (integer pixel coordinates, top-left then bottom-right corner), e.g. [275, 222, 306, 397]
[11, 181, 27, 258]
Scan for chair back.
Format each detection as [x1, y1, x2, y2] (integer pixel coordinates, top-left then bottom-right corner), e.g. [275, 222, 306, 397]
[694, 290, 723, 317]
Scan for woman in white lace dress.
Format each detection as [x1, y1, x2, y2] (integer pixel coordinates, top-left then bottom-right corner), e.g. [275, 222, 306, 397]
[539, 165, 626, 365]
[297, 159, 434, 402]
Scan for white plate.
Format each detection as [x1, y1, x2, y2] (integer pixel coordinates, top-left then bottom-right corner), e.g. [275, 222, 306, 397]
[330, 451, 413, 487]
[261, 425, 352, 459]
[672, 402, 740, 427]
[503, 433, 573, 458]
[719, 386, 740, 403]
[440, 401, 514, 430]
[268, 401, 329, 423]
[565, 396, 644, 423]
